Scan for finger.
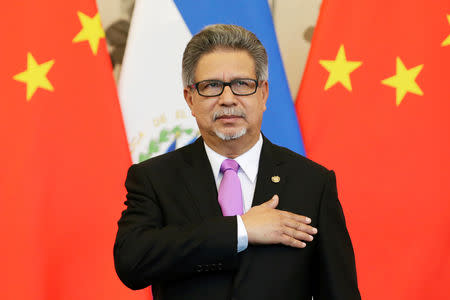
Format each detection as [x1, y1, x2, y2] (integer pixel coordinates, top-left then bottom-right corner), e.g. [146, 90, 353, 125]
[280, 234, 306, 248]
[282, 218, 318, 235]
[280, 210, 312, 225]
[261, 194, 279, 208]
[283, 227, 314, 242]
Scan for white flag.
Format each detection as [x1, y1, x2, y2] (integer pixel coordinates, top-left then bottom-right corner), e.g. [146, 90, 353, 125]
[119, 0, 198, 163]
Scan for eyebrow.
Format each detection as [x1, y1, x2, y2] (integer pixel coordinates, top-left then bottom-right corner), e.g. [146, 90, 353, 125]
[196, 76, 257, 82]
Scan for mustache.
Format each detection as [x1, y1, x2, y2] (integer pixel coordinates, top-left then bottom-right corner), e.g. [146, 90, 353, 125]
[212, 107, 246, 121]
[213, 107, 246, 121]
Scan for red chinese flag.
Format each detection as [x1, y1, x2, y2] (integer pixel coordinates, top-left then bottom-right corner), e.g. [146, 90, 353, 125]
[0, 1, 148, 299]
[296, 1, 450, 299]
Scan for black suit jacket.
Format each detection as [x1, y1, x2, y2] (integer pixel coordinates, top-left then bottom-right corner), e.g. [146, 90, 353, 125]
[114, 136, 361, 300]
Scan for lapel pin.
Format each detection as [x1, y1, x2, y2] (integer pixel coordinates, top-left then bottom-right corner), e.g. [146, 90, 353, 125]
[271, 176, 280, 183]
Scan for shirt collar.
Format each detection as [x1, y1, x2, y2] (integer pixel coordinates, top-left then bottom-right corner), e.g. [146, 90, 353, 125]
[204, 133, 263, 183]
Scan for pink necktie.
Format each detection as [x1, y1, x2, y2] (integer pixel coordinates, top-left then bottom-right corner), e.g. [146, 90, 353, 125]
[218, 159, 243, 216]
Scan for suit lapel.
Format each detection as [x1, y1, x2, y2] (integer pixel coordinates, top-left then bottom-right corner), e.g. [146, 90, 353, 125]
[179, 136, 287, 219]
[252, 136, 286, 209]
[232, 136, 287, 289]
[180, 137, 222, 220]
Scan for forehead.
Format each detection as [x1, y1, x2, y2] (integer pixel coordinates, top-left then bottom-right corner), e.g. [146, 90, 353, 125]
[194, 49, 256, 81]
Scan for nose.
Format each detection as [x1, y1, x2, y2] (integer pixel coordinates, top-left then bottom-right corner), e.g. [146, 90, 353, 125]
[218, 85, 237, 106]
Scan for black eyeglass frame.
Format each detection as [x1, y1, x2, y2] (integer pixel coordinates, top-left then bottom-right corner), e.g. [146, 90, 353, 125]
[188, 78, 260, 97]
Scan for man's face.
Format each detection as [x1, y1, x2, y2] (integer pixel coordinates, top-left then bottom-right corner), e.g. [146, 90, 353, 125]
[184, 49, 268, 149]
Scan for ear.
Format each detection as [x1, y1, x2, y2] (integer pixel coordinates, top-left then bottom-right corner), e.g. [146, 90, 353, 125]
[183, 87, 196, 117]
[260, 81, 269, 111]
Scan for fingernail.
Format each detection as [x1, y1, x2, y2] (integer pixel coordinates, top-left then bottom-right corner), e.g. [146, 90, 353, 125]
[301, 242, 306, 248]
[312, 228, 318, 234]
[305, 217, 311, 223]
[308, 235, 314, 241]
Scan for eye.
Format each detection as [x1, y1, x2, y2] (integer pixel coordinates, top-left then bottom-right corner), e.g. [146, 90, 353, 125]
[235, 80, 249, 87]
[198, 80, 222, 90]
[205, 82, 220, 88]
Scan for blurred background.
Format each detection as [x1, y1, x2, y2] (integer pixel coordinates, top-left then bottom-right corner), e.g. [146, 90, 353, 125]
[2, 1, 448, 299]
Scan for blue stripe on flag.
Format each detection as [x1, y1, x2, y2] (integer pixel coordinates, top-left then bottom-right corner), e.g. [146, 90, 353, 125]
[173, 0, 305, 155]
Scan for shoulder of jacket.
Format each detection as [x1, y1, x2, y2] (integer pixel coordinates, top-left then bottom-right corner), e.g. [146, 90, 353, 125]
[269, 142, 331, 177]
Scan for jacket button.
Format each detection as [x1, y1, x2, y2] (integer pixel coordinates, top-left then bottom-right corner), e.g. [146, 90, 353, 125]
[196, 265, 202, 272]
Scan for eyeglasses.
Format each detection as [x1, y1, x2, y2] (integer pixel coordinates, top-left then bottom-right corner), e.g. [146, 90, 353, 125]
[189, 78, 259, 97]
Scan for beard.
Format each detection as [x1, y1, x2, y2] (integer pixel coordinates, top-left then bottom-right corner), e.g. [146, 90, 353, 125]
[212, 107, 247, 141]
[214, 127, 247, 141]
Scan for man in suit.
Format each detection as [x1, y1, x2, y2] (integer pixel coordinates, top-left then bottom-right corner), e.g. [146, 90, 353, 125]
[114, 24, 361, 300]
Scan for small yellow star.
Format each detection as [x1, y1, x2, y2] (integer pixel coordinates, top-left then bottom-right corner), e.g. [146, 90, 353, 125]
[442, 14, 450, 47]
[381, 57, 423, 106]
[319, 44, 362, 91]
[72, 11, 105, 55]
[13, 52, 55, 101]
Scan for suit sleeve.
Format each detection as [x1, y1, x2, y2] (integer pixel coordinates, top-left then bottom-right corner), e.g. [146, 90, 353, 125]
[313, 170, 361, 300]
[113, 164, 239, 290]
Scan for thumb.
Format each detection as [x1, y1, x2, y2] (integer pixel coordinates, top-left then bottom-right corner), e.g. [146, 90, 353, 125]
[261, 195, 279, 208]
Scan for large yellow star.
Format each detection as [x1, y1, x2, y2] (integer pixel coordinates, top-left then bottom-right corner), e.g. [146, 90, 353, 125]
[442, 14, 450, 47]
[381, 57, 423, 106]
[319, 44, 362, 91]
[13, 52, 55, 101]
[72, 11, 105, 55]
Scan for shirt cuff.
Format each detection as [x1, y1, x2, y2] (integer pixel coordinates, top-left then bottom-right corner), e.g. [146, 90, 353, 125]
[236, 215, 249, 253]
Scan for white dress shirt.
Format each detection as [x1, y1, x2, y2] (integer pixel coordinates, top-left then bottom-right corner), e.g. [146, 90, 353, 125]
[204, 134, 263, 253]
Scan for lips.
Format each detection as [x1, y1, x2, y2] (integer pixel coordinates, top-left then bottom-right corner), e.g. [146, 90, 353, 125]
[217, 115, 241, 119]
[215, 115, 244, 124]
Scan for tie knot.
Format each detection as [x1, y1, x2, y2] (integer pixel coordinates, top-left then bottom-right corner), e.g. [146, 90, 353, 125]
[220, 159, 239, 174]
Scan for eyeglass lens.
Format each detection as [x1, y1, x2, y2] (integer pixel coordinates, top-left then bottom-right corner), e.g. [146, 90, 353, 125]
[197, 79, 257, 96]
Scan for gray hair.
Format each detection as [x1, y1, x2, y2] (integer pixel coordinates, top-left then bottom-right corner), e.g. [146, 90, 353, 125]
[182, 24, 268, 87]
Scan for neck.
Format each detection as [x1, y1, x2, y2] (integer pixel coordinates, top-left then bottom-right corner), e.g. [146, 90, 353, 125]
[203, 132, 260, 158]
